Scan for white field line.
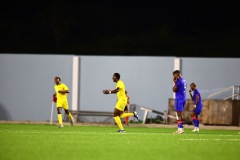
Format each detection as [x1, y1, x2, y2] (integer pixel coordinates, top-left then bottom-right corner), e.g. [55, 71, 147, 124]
[0, 130, 170, 135]
[181, 139, 240, 141]
[0, 130, 240, 137]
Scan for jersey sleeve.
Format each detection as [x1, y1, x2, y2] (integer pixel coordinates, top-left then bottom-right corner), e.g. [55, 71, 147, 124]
[63, 84, 69, 91]
[195, 90, 200, 98]
[116, 81, 123, 90]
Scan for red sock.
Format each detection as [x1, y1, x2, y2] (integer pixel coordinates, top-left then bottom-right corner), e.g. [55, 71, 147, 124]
[125, 117, 129, 124]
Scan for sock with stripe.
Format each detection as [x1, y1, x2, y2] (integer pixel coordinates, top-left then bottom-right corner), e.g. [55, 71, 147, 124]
[58, 114, 63, 125]
[114, 116, 124, 130]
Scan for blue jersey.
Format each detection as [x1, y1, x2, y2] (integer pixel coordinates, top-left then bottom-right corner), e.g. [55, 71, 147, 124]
[193, 89, 202, 108]
[175, 77, 187, 101]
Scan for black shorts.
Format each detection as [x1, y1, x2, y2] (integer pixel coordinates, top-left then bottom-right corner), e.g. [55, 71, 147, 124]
[124, 106, 129, 112]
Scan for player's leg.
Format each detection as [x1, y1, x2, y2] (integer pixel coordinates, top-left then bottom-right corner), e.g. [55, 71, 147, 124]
[176, 111, 184, 133]
[175, 100, 185, 134]
[195, 114, 200, 132]
[174, 99, 178, 133]
[113, 108, 125, 132]
[57, 107, 64, 128]
[195, 108, 202, 132]
[120, 108, 133, 118]
[120, 105, 139, 120]
[192, 111, 197, 132]
[63, 101, 74, 125]
[124, 106, 129, 125]
[64, 109, 74, 125]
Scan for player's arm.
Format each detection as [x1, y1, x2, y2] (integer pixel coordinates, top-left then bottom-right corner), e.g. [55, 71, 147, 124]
[172, 86, 178, 92]
[58, 90, 69, 94]
[173, 77, 177, 83]
[58, 84, 70, 94]
[110, 88, 120, 94]
[103, 87, 120, 94]
[189, 90, 194, 100]
[195, 94, 200, 106]
[172, 77, 178, 92]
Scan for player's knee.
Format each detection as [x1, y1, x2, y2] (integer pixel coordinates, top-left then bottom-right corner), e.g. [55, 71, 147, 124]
[177, 112, 183, 120]
[57, 107, 61, 114]
[64, 110, 69, 114]
[113, 113, 118, 117]
[177, 112, 181, 116]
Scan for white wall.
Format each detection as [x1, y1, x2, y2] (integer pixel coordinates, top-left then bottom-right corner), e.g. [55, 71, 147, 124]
[1, 54, 240, 121]
[0, 54, 73, 121]
[181, 58, 240, 99]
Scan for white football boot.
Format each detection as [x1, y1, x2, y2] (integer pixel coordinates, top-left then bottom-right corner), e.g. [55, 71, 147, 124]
[178, 128, 184, 134]
[192, 127, 199, 132]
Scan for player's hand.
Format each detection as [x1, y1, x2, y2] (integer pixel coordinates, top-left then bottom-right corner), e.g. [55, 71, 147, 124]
[194, 105, 196, 108]
[103, 90, 110, 94]
[173, 77, 177, 83]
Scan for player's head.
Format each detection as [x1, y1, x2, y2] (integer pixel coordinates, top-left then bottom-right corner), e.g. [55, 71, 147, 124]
[190, 83, 196, 91]
[112, 73, 120, 82]
[54, 76, 61, 85]
[173, 70, 181, 79]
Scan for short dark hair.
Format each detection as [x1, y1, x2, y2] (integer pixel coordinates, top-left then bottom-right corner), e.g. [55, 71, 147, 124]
[173, 70, 181, 75]
[190, 83, 196, 87]
[55, 76, 61, 81]
[113, 73, 120, 79]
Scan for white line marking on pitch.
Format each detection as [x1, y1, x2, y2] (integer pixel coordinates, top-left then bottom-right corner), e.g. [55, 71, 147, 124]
[0, 130, 171, 135]
[0, 130, 240, 137]
[181, 139, 240, 141]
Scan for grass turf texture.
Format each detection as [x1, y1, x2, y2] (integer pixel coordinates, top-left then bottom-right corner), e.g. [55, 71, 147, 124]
[0, 124, 240, 160]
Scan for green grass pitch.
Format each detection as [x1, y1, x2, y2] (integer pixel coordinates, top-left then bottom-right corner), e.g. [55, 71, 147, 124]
[0, 124, 240, 160]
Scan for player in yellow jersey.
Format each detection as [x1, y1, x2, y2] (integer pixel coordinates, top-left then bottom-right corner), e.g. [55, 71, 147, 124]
[103, 73, 139, 133]
[54, 77, 74, 128]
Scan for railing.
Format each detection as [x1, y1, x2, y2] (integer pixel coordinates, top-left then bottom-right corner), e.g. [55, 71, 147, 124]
[131, 103, 176, 124]
[208, 86, 240, 100]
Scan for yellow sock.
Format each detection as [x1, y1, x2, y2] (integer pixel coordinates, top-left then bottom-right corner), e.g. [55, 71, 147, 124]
[120, 113, 134, 118]
[114, 116, 124, 130]
[58, 114, 63, 125]
[68, 113, 73, 121]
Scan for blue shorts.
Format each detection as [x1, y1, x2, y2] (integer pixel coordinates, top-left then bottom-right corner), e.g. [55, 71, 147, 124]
[174, 99, 186, 112]
[193, 107, 202, 115]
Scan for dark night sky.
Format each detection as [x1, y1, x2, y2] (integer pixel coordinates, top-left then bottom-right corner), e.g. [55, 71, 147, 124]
[0, 0, 239, 57]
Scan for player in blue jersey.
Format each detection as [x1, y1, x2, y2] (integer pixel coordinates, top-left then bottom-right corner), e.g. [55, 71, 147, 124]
[189, 83, 202, 132]
[172, 70, 187, 134]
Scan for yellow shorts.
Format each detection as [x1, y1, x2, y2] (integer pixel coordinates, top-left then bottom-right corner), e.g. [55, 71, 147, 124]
[56, 100, 69, 110]
[115, 100, 127, 111]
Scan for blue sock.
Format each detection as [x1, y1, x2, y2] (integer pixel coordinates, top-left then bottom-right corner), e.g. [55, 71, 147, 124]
[193, 119, 197, 127]
[178, 121, 183, 128]
[196, 119, 200, 127]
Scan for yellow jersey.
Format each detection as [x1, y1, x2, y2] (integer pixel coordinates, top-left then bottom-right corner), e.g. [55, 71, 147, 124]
[54, 83, 69, 102]
[116, 80, 127, 101]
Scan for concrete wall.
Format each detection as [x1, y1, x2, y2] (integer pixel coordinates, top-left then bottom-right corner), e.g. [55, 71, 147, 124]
[168, 99, 239, 126]
[0, 54, 73, 121]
